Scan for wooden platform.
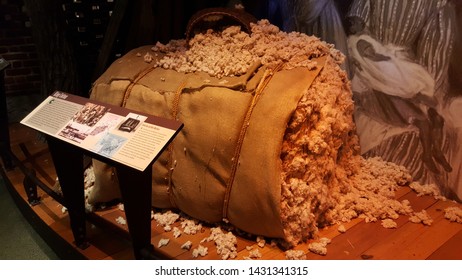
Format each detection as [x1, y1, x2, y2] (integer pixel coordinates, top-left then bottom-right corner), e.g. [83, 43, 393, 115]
[1, 123, 462, 260]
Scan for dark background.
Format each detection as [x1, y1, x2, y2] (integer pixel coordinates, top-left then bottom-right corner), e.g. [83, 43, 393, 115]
[1, 0, 460, 122]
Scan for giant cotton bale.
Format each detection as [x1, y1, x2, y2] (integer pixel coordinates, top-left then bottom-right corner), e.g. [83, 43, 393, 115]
[89, 19, 360, 246]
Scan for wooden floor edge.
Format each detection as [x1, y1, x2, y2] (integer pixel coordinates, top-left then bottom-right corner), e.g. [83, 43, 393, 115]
[3, 123, 462, 260]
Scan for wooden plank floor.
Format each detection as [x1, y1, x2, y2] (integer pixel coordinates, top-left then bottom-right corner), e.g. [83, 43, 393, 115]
[2, 123, 462, 260]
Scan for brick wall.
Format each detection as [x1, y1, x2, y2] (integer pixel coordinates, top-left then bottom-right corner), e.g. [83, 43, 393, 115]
[0, 0, 41, 98]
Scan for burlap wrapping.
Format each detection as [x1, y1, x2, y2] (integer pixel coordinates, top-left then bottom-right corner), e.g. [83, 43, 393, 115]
[89, 45, 326, 239]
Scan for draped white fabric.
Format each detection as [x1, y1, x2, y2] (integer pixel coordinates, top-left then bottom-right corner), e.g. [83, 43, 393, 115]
[348, 0, 455, 98]
[349, 34, 435, 99]
[347, 0, 461, 200]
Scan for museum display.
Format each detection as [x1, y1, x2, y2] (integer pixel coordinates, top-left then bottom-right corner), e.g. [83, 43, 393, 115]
[2, 2, 462, 260]
[86, 8, 459, 249]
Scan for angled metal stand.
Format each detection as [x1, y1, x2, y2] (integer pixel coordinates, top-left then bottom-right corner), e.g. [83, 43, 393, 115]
[15, 92, 182, 259]
[46, 136, 158, 258]
[47, 137, 89, 249]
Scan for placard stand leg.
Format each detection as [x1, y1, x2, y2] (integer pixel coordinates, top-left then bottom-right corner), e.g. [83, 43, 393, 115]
[47, 137, 89, 249]
[47, 136, 159, 259]
[116, 166, 157, 259]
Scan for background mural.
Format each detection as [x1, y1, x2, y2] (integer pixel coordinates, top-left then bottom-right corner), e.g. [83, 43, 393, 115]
[272, 0, 462, 201]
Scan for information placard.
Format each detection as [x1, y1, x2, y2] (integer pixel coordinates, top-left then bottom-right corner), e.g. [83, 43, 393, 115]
[21, 91, 183, 171]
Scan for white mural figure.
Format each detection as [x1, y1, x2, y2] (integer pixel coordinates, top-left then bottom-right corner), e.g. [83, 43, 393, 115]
[346, 0, 460, 199]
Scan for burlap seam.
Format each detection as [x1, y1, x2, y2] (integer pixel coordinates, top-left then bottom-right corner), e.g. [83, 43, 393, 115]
[121, 66, 156, 107]
[222, 63, 284, 219]
[166, 80, 187, 207]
